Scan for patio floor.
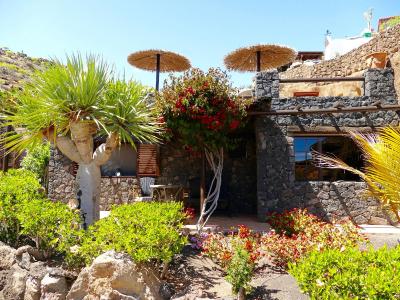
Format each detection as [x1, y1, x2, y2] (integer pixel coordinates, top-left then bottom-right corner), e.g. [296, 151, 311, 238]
[184, 214, 271, 233]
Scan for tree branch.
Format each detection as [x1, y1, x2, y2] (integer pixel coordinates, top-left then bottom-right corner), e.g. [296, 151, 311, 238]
[93, 132, 119, 166]
[55, 136, 82, 163]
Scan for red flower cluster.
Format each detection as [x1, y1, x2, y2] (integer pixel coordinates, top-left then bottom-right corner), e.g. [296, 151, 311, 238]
[238, 224, 251, 239]
[170, 80, 243, 132]
[266, 208, 322, 236]
[183, 207, 196, 219]
[157, 68, 247, 151]
[229, 120, 240, 130]
[200, 225, 262, 268]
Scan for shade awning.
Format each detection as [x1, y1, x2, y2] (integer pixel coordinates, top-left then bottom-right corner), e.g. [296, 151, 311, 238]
[127, 49, 191, 72]
[224, 44, 297, 72]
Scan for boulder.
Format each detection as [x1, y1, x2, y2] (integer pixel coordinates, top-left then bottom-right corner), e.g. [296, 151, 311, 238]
[16, 245, 46, 261]
[0, 243, 16, 270]
[40, 273, 68, 300]
[25, 276, 41, 300]
[67, 251, 162, 300]
[0, 264, 28, 300]
[18, 252, 32, 270]
[0, 270, 10, 291]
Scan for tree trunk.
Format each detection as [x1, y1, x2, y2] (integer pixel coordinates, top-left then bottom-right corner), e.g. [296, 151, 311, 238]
[199, 150, 206, 224]
[76, 161, 102, 226]
[197, 147, 223, 232]
[1, 125, 12, 171]
[237, 287, 246, 300]
[51, 121, 118, 226]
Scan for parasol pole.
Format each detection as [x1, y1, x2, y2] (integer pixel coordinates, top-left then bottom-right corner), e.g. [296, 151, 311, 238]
[155, 53, 161, 91]
[256, 50, 261, 72]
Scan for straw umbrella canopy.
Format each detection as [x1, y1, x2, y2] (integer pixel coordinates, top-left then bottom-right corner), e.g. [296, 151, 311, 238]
[127, 49, 191, 90]
[224, 44, 297, 72]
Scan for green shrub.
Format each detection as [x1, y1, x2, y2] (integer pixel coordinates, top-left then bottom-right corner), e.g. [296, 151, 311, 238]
[0, 169, 42, 246]
[17, 198, 82, 257]
[75, 202, 187, 265]
[289, 246, 400, 299]
[0, 169, 82, 259]
[200, 225, 262, 297]
[226, 241, 255, 295]
[21, 142, 50, 182]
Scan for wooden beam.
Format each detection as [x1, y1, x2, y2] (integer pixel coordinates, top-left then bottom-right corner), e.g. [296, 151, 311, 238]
[279, 77, 365, 83]
[248, 104, 400, 116]
[287, 126, 382, 135]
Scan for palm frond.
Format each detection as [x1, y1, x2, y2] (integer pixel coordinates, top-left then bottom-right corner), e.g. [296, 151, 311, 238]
[313, 127, 400, 220]
[1, 54, 110, 153]
[95, 79, 161, 146]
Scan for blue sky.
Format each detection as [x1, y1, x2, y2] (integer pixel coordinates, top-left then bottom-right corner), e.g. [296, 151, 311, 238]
[0, 0, 398, 88]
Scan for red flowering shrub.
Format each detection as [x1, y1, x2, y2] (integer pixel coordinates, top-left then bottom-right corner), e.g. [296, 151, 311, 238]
[156, 68, 247, 150]
[200, 232, 232, 268]
[262, 209, 367, 268]
[183, 207, 196, 220]
[266, 208, 320, 236]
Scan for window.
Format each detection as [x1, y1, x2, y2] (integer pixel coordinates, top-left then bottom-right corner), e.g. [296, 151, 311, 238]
[101, 144, 137, 176]
[294, 136, 364, 181]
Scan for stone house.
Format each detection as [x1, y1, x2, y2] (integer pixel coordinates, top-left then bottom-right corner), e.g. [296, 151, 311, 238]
[47, 25, 400, 224]
[252, 68, 398, 225]
[47, 66, 399, 225]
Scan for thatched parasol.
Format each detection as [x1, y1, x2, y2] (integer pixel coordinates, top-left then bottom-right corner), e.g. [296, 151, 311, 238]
[127, 49, 191, 90]
[224, 44, 297, 72]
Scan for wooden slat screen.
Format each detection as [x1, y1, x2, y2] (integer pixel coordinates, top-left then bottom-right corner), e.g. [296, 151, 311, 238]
[137, 144, 160, 177]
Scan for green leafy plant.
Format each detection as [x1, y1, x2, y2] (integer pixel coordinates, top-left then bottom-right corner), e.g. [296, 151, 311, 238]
[262, 209, 366, 268]
[289, 246, 400, 299]
[1, 53, 160, 225]
[73, 202, 187, 269]
[17, 198, 82, 258]
[21, 142, 50, 182]
[0, 169, 82, 258]
[0, 169, 42, 246]
[200, 225, 262, 297]
[314, 127, 400, 222]
[226, 243, 254, 297]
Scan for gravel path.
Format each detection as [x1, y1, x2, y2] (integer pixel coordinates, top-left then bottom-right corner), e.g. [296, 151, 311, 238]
[169, 232, 400, 299]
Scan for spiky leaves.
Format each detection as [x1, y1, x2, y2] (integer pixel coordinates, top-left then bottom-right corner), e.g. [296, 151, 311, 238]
[313, 127, 400, 221]
[1, 54, 160, 154]
[99, 80, 159, 146]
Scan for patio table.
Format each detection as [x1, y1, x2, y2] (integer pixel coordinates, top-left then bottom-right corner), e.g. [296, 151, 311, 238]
[150, 184, 185, 202]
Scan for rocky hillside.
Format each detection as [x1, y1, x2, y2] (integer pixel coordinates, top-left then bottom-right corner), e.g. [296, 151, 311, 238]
[0, 48, 49, 91]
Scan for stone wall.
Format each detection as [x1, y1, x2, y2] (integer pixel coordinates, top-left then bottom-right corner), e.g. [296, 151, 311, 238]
[48, 136, 258, 214]
[47, 148, 76, 204]
[364, 68, 397, 99]
[157, 133, 258, 214]
[281, 24, 400, 79]
[47, 148, 141, 210]
[254, 70, 399, 224]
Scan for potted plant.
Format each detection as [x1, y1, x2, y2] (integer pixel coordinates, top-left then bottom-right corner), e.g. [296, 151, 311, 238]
[365, 52, 388, 69]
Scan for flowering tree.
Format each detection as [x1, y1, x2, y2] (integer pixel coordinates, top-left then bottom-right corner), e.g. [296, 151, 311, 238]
[156, 68, 246, 230]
